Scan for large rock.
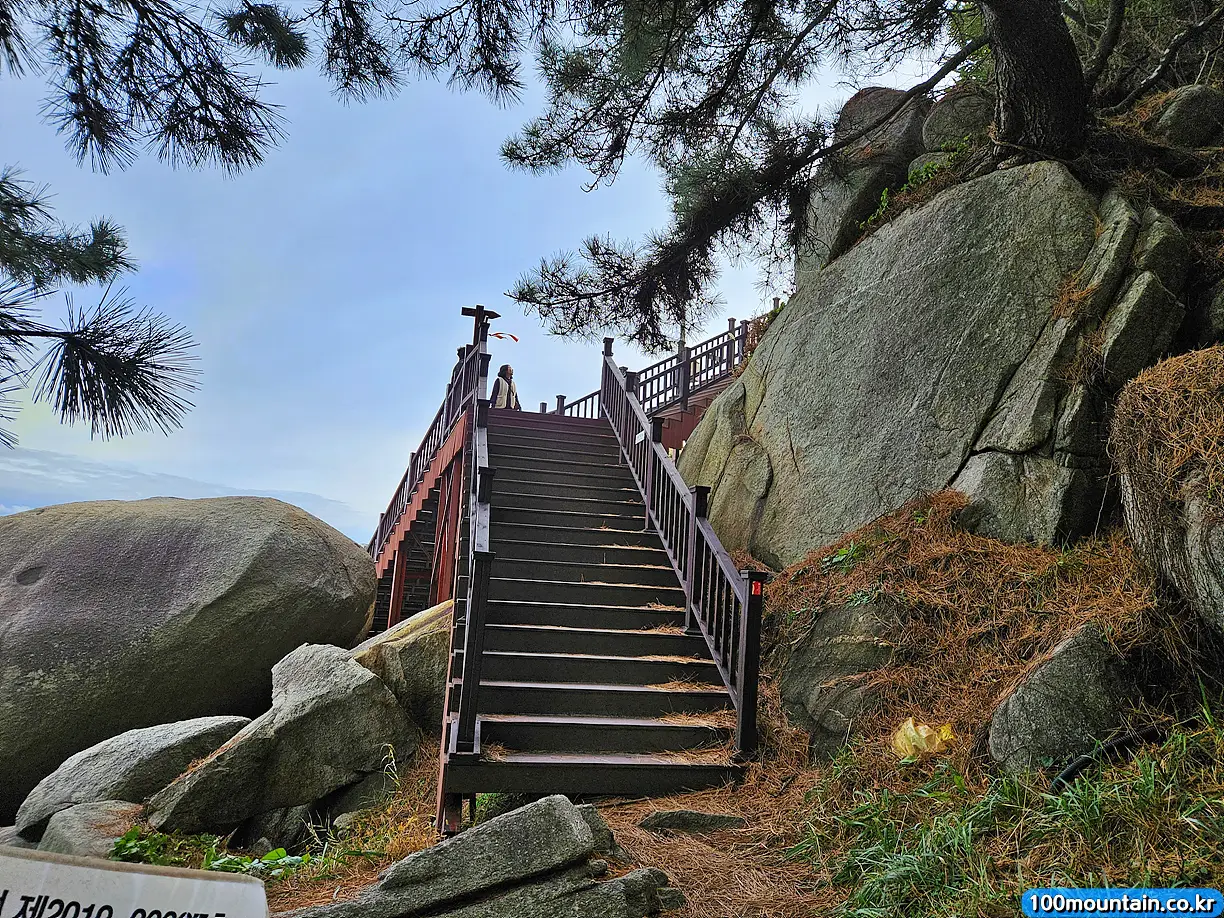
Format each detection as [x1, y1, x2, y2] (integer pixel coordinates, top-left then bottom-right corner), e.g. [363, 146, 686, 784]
[794, 87, 928, 277]
[276, 797, 680, 918]
[779, 598, 904, 756]
[1114, 347, 1224, 633]
[1152, 84, 1224, 148]
[15, 715, 249, 840]
[989, 626, 1139, 773]
[38, 801, 143, 860]
[0, 497, 375, 822]
[148, 644, 417, 834]
[380, 795, 592, 899]
[681, 162, 1189, 566]
[351, 599, 452, 732]
[923, 85, 994, 152]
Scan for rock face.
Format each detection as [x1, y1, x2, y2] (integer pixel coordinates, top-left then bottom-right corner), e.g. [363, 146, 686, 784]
[681, 162, 1189, 568]
[989, 626, 1139, 773]
[276, 796, 682, 918]
[15, 716, 249, 840]
[779, 598, 905, 756]
[794, 87, 928, 278]
[0, 497, 375, 822]
[148, 644, 417, 834]
[37, 801, 143, 859]
[351, 599, 452, 732]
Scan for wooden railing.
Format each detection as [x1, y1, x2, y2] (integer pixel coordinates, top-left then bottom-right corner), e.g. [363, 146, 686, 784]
[551, 318, 750, 423]
[598, 338, 766, 755]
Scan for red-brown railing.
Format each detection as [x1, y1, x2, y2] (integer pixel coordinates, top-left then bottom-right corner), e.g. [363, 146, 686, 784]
[598, 338, 766, 755]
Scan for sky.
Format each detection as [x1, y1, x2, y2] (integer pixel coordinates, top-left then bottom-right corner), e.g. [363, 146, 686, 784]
[1, 40, 927, 545]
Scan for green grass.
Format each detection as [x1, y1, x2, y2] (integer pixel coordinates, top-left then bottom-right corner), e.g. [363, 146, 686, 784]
[787, 710, 1224, 918]
[110, 827, 312, 878]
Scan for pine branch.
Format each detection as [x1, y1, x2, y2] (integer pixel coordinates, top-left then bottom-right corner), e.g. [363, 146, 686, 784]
[19, 287, 200, 439]
[218, 2, 309, 68]
[1084, 0, 1127, 91]
[0, 169, 134, 287]
[510, 35, 989, 350]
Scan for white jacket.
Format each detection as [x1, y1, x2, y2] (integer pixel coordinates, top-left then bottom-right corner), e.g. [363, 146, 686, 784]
[492, 376, 520, 409]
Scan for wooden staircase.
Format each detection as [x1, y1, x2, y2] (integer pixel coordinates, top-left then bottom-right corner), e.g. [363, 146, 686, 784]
[444, 408, 742, 801]
[366, 306, 766, 834]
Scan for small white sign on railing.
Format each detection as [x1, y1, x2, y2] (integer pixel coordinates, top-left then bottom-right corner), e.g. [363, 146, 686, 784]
[0, 849, 268, 918]
[634, 430, 647, 445]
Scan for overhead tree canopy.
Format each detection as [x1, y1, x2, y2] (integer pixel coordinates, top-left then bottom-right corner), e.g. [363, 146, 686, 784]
[3, 0, 1222, 371]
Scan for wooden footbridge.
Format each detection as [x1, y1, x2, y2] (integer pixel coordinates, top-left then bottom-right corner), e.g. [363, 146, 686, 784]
[366, 306, 765, 833]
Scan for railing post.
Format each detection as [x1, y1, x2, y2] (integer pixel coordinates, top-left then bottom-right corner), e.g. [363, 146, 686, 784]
[735, 569, 768, 758]
[685, 485, 709, 634]
[454, 549, 494, 755]
[678, 346, 691, 410]
[726, 318, 737, 373]
[737, 320, 749, 365]
[644, 417, 664, 532]
[556, 394, 566, 414]
[539, 401, 548, 414]
[624, 371, 639, 397]
[603, 337, 614, 357]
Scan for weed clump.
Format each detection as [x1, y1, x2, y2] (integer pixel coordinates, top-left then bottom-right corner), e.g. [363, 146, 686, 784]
[264, 753, 439, 911]
[1111, 345, 1224, 517]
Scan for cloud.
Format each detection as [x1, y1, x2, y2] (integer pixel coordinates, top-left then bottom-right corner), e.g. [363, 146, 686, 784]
[0, 448, 374, 544]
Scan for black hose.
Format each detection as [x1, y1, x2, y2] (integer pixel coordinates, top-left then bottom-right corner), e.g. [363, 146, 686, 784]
[1049, 723, 1169, 793]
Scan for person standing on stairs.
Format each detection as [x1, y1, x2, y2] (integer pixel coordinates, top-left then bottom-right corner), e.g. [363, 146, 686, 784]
[492, 364, 521, 410]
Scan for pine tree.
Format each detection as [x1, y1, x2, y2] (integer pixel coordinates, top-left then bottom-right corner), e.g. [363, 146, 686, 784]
[3, 0, 1218, 369]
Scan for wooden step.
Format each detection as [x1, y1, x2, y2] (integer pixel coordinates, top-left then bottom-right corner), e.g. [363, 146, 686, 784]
[494, 507, 645, 531]
[450, 680, 730, 717]
[478, 713, 731, 754]
[488, 431, 621, 455]
[492, 557, 679, 587]
[486, 463, 636, 490]
[465, 650, 720, 685]
[482, 623, 706, 656]
[491, 539, 670, 567]
[489, 440, 624, 464]
[495, 491, 646, 516]
[473, 598, 685, 629]
[492, 476, 640, 502]
[442, 750, 741, 796]
[471, 575, 685, 606]
[492, 453, 631, 479]
[489, 410, 610, 434]
[488, 522, 660, 548]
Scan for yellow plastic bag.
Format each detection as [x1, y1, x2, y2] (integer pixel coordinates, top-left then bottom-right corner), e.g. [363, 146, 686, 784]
[891, 717, 955, 759]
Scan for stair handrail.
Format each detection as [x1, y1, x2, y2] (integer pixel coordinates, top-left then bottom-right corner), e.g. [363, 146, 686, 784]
[451, 311, 496, 760]
[598, 339, 767, 756]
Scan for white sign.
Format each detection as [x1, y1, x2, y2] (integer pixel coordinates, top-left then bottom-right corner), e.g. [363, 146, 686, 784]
[0, 849, 267, 918]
